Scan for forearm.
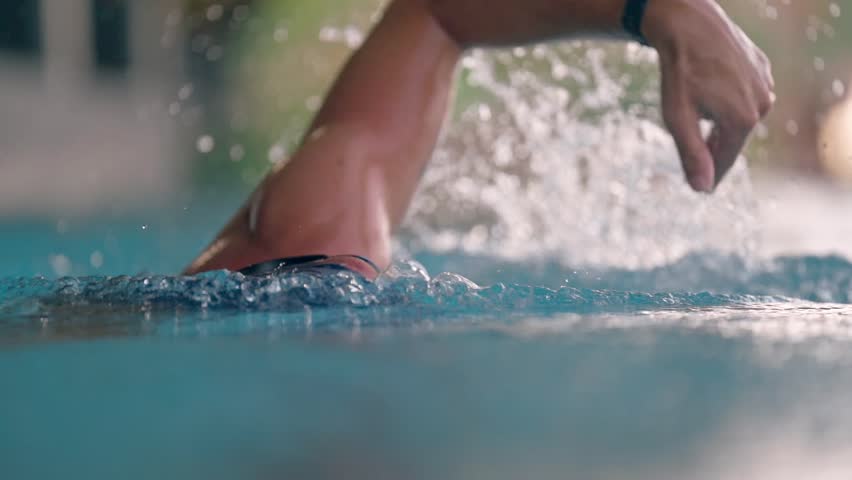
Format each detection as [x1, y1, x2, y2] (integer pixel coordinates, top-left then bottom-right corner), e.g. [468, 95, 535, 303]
[186, 0, 460, 274]
[425, 0, 631, 47]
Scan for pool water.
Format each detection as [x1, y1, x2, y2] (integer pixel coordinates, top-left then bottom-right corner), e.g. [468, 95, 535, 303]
[3, 217, 852, 480]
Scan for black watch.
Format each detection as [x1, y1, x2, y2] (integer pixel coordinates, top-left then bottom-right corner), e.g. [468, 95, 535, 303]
[622, 0, 650, 46]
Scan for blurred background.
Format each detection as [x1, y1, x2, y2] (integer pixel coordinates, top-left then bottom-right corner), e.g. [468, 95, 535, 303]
[1, 0, 851, 277]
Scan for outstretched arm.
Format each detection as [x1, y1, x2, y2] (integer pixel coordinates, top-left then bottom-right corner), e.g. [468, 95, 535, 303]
[185, 0, 460, 275]
[185, 0, 773, 276]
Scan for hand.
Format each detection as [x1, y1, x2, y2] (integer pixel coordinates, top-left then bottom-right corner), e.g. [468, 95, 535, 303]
[643, 0, 775, 192]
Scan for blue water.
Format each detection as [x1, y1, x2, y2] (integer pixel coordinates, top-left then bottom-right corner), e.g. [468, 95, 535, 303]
[3, 217, 852, 479]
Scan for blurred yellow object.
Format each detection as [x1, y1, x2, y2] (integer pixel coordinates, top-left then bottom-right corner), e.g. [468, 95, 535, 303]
[820, 85, 852, 183]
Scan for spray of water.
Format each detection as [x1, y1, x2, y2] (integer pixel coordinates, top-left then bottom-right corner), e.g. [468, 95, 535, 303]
[404, 42, 760, 269]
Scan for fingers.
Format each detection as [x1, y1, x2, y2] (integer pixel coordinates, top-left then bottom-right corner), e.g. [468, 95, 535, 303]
[661, 75, 715, 193]
[709, 84, 767, 186]
[757, 49, 775, 92]
[649, 2, 777, 193]
[661, 63, 770, 192]
[707, 120, 750, 186]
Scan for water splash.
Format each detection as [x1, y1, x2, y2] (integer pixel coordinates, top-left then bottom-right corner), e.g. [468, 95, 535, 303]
[0, 259, 776, 318]
[416, 251, 852, 304]
[4, 254, 852, 344]
[405, 43, 760, 269]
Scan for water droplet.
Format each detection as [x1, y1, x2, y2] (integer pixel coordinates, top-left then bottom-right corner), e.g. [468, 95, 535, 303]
[230, 144, 245, 162]
[273, 27, 288, 43]
[305, 96, 321, 112]
[478, 104, 492, 122]
[206, 4, 224, 22]
[806, 26, 818, 42]
[833, 79, 846, 98]
[90, 251, 104, 269]
[319, 27, 339, 42]
[168, 102, 181, 116]
[552, 63, 569, 80]
[268, 144, 286, 163]
[342, 26, 363, 48]
[765, 6, 778, 20]
[830, 3, 841, 18]
[49, 254, 72, 277]
[178, 83, 194, 101]
[197, 135, 215, 153]
[786, 120, 800, 136]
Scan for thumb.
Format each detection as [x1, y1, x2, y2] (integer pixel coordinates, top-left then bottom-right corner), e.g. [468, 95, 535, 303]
[661, 77, 715, 193]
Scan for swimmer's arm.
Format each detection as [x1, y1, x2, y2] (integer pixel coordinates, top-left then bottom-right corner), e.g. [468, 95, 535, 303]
[184, 0, 460, 275]
[185, 0, 774, 275]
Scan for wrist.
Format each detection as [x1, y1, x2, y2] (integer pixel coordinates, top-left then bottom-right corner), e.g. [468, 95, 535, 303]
[424, 0, 647, 48]
[640, 0, 714, 54]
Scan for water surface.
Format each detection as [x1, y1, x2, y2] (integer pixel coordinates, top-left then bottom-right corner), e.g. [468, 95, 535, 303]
[3, 239, 852, 479]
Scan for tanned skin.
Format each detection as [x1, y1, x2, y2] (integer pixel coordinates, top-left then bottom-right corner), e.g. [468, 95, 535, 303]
[185, 0, 774, 277]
